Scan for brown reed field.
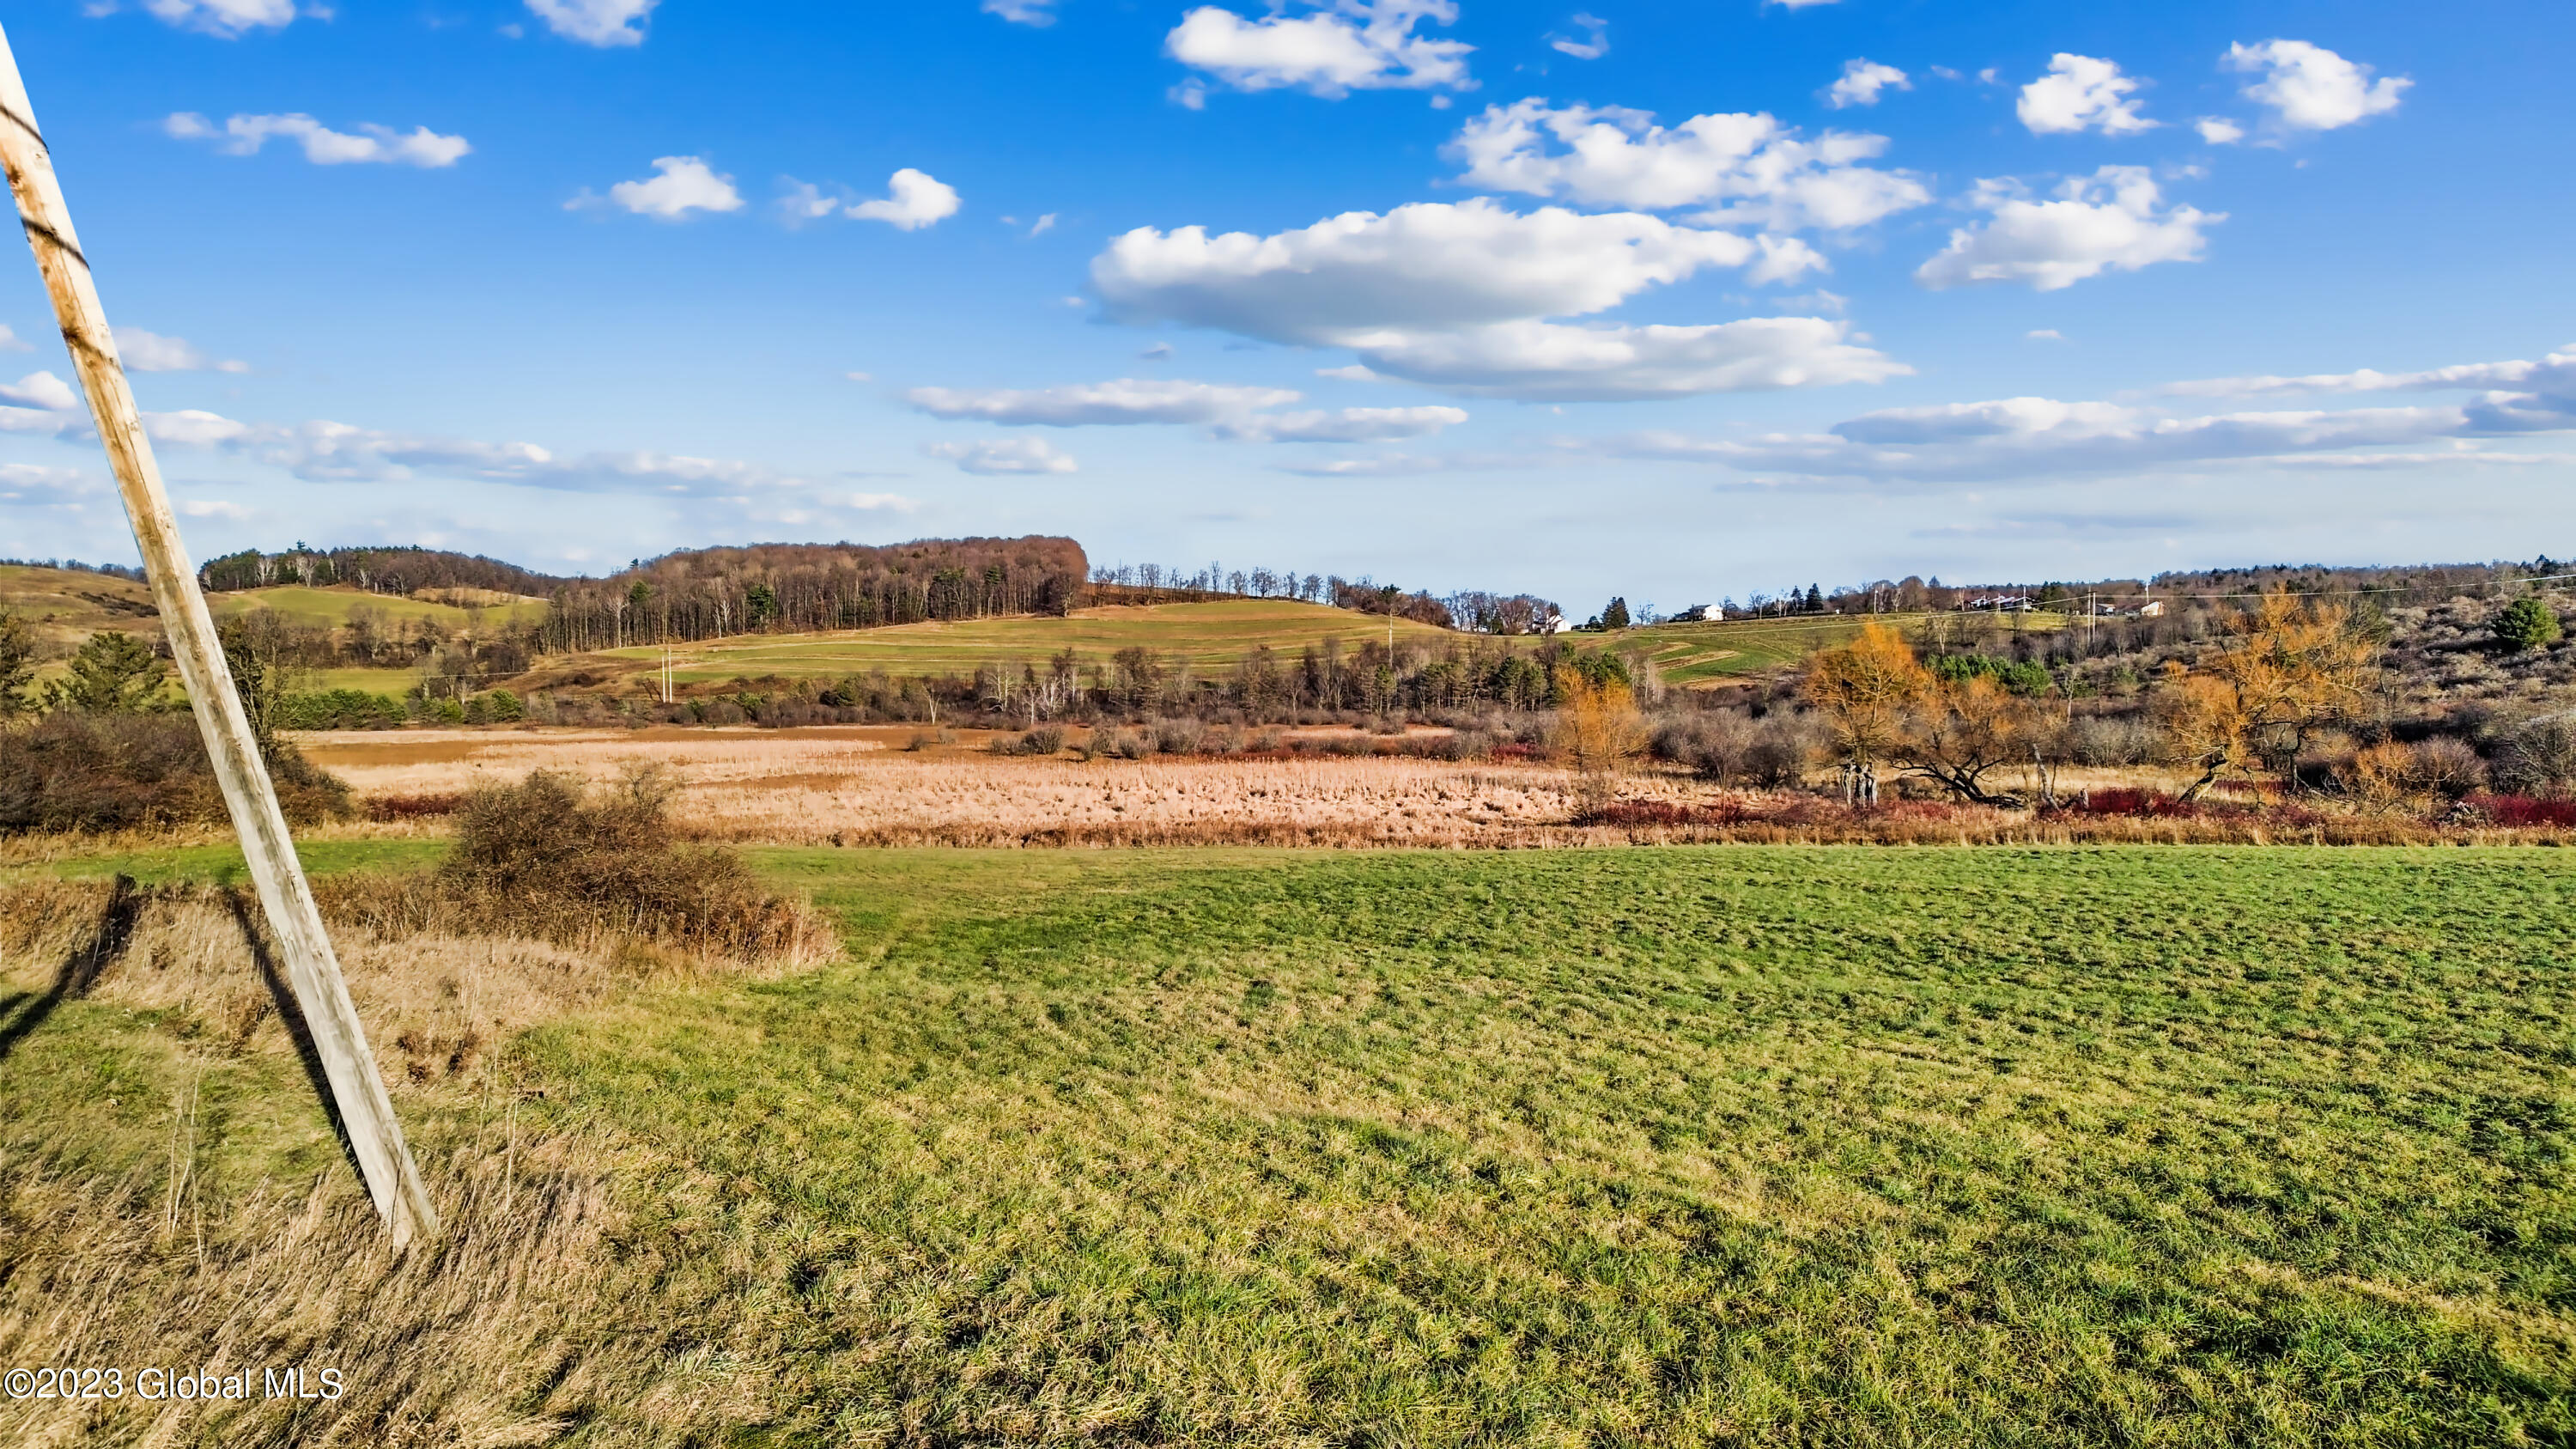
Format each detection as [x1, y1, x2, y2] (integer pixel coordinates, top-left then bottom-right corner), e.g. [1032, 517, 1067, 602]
[283, 725, 2576, 849]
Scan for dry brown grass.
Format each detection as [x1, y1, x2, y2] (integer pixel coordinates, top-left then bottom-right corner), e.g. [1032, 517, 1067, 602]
[0, 875, 826, 1446]
[0, 876, 813, 1087]
[280, 726, 2576, 849]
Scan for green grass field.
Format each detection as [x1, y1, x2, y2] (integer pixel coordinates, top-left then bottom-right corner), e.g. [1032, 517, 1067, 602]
[1620, 611, 2071, 685]
[7, 845, 2568, 1443]
[589, 600, 2072, 690]
[597, 598, 1464, 684]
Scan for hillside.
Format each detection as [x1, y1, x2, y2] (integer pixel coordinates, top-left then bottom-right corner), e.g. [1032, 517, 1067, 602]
[0, 563, 161, 676]
[572, 597, 1460, 686]
[209, 585, 548, 630]
[1615, 611, 2068, 688]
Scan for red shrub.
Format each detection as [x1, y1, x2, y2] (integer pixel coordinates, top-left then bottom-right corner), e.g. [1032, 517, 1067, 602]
[2468, 794, 2576, 827]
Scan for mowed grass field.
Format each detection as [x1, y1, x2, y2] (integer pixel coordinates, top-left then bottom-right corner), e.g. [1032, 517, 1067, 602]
[598, 598, 1464, 684]
[4, 845, 2569, 1444]
[1622, 612, 2070, 686]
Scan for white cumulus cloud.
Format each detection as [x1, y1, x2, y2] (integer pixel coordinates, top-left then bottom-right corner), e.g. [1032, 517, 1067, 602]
[2017, 53, 2156, 136]
[2224, 40, 2409, 133]
[526, 0, 657, 47]
[1091, 198, 1889, 399]
[164, 113, 471, 167]
[853, 169, 963, 230]
[0, 372, 79, 411]
[1095, 198, 1816, 343]
[1547, 13, 1607, 61]
[1916, 167, 2219, 292]
[1166, 0, 1473, 100]
[1447, 100, 1930, 231]
[112, 327, 248, 374]
[138, 0, 295, 38]
[179, 498, 252, 520]
[780, 171, 961, 230]
[2195, 117, 2246, 145]
[594, 157, 744, 221]
[1825, 59, 1910, 110]
[927, 438, 1078, 475]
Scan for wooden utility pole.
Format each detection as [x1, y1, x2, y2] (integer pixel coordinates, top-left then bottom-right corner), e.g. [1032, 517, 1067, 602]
[0, 26, 436, 1247]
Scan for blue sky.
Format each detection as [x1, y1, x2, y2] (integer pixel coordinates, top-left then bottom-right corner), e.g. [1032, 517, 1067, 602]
[0, 0, 2569, 612]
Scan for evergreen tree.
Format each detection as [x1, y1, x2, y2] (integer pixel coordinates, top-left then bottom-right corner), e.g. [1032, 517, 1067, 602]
[51, 630, 167, 713]
[2494, 596, 2563, 651]
[0, 612, 35, 715]
[1601, 596, 1631, 630]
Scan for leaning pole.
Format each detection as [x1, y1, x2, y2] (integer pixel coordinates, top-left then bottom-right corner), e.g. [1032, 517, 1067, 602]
[0, 24, 436, 1247]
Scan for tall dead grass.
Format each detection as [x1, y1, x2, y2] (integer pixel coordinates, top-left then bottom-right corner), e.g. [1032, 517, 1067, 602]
[0, 1131, 647, 1447]
[0, 864, 829, 1445]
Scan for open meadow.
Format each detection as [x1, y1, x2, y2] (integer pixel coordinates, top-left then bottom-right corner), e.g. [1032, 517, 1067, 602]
[2, 843, 2569, 1446]
[586, 599, 1467, 687]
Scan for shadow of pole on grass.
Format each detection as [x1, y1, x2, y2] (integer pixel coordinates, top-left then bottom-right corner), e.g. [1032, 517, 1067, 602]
[0, 874, 145, 1064]
[220, 886, 366, 1185]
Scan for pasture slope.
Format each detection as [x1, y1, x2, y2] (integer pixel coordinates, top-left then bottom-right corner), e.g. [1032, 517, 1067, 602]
[588, 603, 2056, 691]
[2, 843, 2567, 1445]
[7, 560, 2068, 694]
[593, 598, 1459, 685]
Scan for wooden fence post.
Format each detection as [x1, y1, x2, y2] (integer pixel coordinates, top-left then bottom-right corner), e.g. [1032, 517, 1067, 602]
[0, 24, 437, 1247]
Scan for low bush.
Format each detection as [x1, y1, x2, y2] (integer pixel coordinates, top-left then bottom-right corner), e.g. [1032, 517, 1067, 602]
[0, 710, 350, 834]
[346, 768, 829, 961]
[2465, 793, 2576, 827]
[365, 792, 465, 822]
[993, 727, 1065, 756]
[2488, 713, 2576, 795]
[2064, 714, 2161, 766]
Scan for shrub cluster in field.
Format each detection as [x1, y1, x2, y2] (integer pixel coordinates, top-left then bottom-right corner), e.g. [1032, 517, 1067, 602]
[323, 768, 830, 961]
[0, 711, 350, 833]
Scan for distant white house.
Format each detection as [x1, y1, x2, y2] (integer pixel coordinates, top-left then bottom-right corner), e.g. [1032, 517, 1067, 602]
[2136, 599, 2166, 618]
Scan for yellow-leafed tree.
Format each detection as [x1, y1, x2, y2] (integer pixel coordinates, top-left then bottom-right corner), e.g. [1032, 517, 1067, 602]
[1804, 622, 1928, 766]
[1807, 622, 2049, 806]
[1553, 663, 1645, 809]
[2162, 591, 2379, 801]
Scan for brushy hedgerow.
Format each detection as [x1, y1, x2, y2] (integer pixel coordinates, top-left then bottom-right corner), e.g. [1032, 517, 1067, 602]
[0, 711, 350, 835]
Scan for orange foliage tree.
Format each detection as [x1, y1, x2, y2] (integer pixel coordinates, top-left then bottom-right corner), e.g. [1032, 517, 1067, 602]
[2162, 591, 2379, 801]
[1803, 622, 1926, 766]
[1806, 622, 2048, 806]
[1552, 664, 1644, 808]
